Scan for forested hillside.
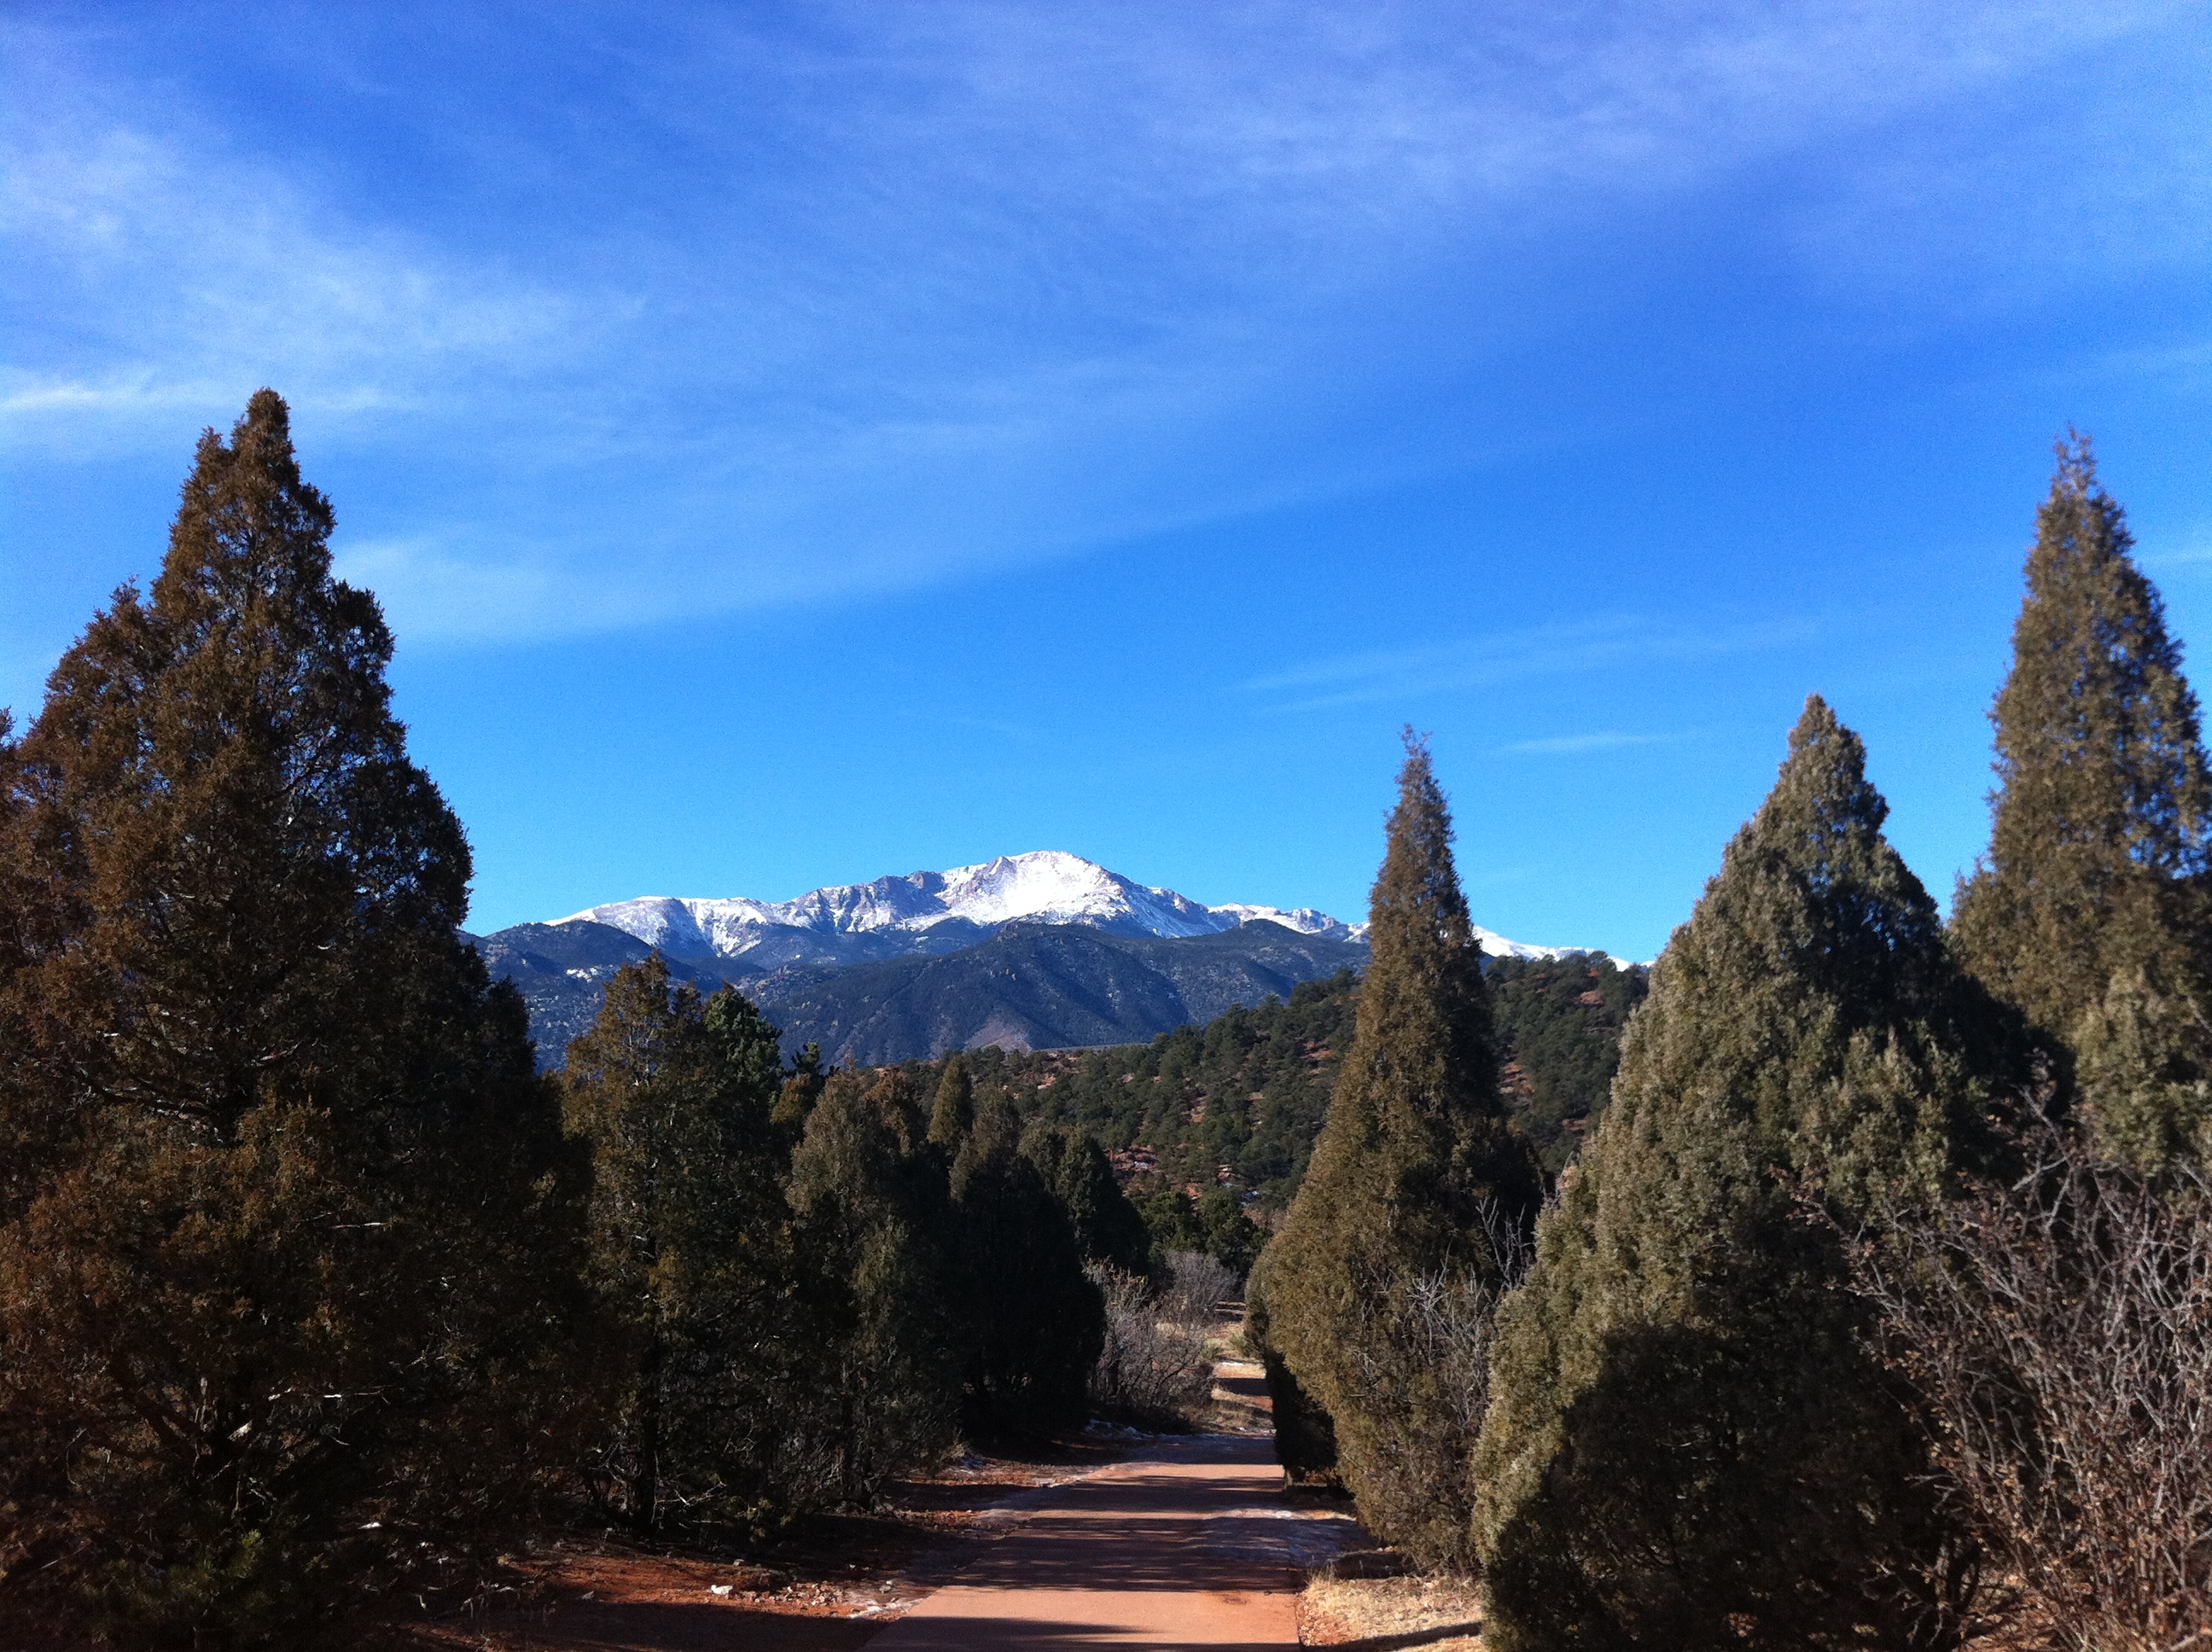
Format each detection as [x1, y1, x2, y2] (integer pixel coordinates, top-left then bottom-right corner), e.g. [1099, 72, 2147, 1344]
[853, 953, 1646, 1213]
[1487, 954, 1649, 1174]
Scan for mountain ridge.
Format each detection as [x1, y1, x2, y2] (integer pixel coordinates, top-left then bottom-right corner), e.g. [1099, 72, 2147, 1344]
[473, 851, 1631, 1067]
[550, 848, 1627, 967]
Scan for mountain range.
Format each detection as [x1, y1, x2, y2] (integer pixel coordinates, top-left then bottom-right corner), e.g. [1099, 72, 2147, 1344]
[467, 850, 1617, 1067]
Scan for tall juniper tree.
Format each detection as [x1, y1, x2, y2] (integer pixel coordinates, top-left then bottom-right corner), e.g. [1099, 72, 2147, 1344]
[1260, 733, 1541, 1568]
[948, 1096, 1103, 1438]
[0, 392, 587, 1647]
[1953, 434, 2212, 1167]
[561, 959, 792, 1533]
[785, 1070, 963, 1503]
[1475, 697, 2020, 1652]
[928, 1051, 975, 1153]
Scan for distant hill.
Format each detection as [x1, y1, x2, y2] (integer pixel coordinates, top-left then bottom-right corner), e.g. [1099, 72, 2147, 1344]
[883, 951, 1648, 1210]
[742, 919, 1368, 1067]
[463, 919, 746, 1061]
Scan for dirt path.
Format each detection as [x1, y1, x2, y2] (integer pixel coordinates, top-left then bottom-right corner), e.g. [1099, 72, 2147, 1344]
[863, 1429, 1352, 1649]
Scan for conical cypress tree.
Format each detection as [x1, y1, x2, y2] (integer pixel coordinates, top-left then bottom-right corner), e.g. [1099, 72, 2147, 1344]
[1954, 434, 2212, 1167]
[1475, 698, 2018, 1652]
[1260, 733, 1542, 1568]
[0, 392, 587, 1644]
[928, 1051, 975, 1152]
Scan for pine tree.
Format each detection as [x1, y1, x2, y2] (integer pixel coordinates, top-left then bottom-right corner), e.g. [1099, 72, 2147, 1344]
[1954, 434, 2212, 1167]
[561, 960, 793, 1533]
[1475, 698, 2018, 1651]
[948, 1096, 1104, 1437]
[928, 1050, 975, 1151]
[0, 392, 587, 1645]
[1260, 733, 1542, 1569]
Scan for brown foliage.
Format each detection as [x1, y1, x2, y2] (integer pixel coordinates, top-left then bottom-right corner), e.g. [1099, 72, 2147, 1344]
[1841, 1112, 2212, 1652]
[0, 393, 590, 1648]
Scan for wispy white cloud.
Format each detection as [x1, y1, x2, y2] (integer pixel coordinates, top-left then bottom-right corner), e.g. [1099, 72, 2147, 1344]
[1244, 614, 1810, 711]
[0, 76, 586, 457]
[4, 2, 2203, 643]
[2142, 532, 2212, 573]
[1500, 730, 1687, 756]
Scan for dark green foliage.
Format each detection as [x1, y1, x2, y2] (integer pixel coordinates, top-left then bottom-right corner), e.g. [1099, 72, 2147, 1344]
[1132, 1183, 1264, 1277]
[1019, 1121, 1155, 1273]
[929, 1051, 975, 1151]
[1138, 1183, 1207, 1252]
[948, 1097, 1105, 1439]
[978, 970, 1360, 1207]
[1243, 1248, 1342, 1487]
[1261, 736, 1544, 1570]
[0, 393, 588, 1647]
[1954, 435, 2212, 1169]
[785, 1071, 963, 1504]
[1476, 698, 2020, 1652]
[1489, 955, 1649, 1175]
[561, 959, 795, 1534]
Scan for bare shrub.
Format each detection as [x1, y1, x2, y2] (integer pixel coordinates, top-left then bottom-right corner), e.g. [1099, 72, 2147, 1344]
[1163, 1250, 1239, 1325]
[1087, 1261, 1217, 1429]
[1842, 1115, 2212, 1652]
[1335, 1199, 1532, 1573]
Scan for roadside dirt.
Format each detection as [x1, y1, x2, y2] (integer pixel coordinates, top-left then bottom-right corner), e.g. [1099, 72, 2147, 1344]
[1298, 1573, 1486, 1649]
[398, 1441, 1128, 1651]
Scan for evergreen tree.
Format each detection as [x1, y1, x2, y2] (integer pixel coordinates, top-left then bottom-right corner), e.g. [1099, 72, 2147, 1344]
[1020, 1121, 1155, 1274]
[1475, 698, 2017, 1651]
[1196, 1184, 1265, 1277]
[1242, 1251, 1339, 1487]
[785, 1072, 962, 1503]
[0, 392, 587, 1645]
[865, 1064, 929, 1155]
[948, 1096, 1104, 1437]
[928, 1050, 975, 1151]
[1954, 434, 2212, 1168]
[1138, 1183, 1208, 1254]
[1260, 733, 1542, 1568]
[561, 960, 793, 1533]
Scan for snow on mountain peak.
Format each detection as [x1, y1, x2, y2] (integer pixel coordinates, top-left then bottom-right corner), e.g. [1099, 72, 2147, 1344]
[554, 851, 1620, 964]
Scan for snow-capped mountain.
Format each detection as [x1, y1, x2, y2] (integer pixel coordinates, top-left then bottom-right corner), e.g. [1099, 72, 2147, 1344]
[556, 849, 1616, 965]
[559, 850, 1359, 957]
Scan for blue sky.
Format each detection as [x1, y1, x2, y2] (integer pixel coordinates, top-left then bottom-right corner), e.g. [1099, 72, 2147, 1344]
[5, 2, 2209, 959]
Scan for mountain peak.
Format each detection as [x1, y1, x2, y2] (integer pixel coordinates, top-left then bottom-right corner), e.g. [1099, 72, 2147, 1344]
[550, 851, 1624, 965]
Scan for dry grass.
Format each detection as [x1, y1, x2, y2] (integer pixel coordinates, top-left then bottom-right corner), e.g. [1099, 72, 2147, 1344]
[1299, 1572, 1487, 1649]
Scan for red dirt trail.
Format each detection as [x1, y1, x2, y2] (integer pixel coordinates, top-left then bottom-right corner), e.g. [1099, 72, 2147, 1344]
[861, 1432, 1307, 1649]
